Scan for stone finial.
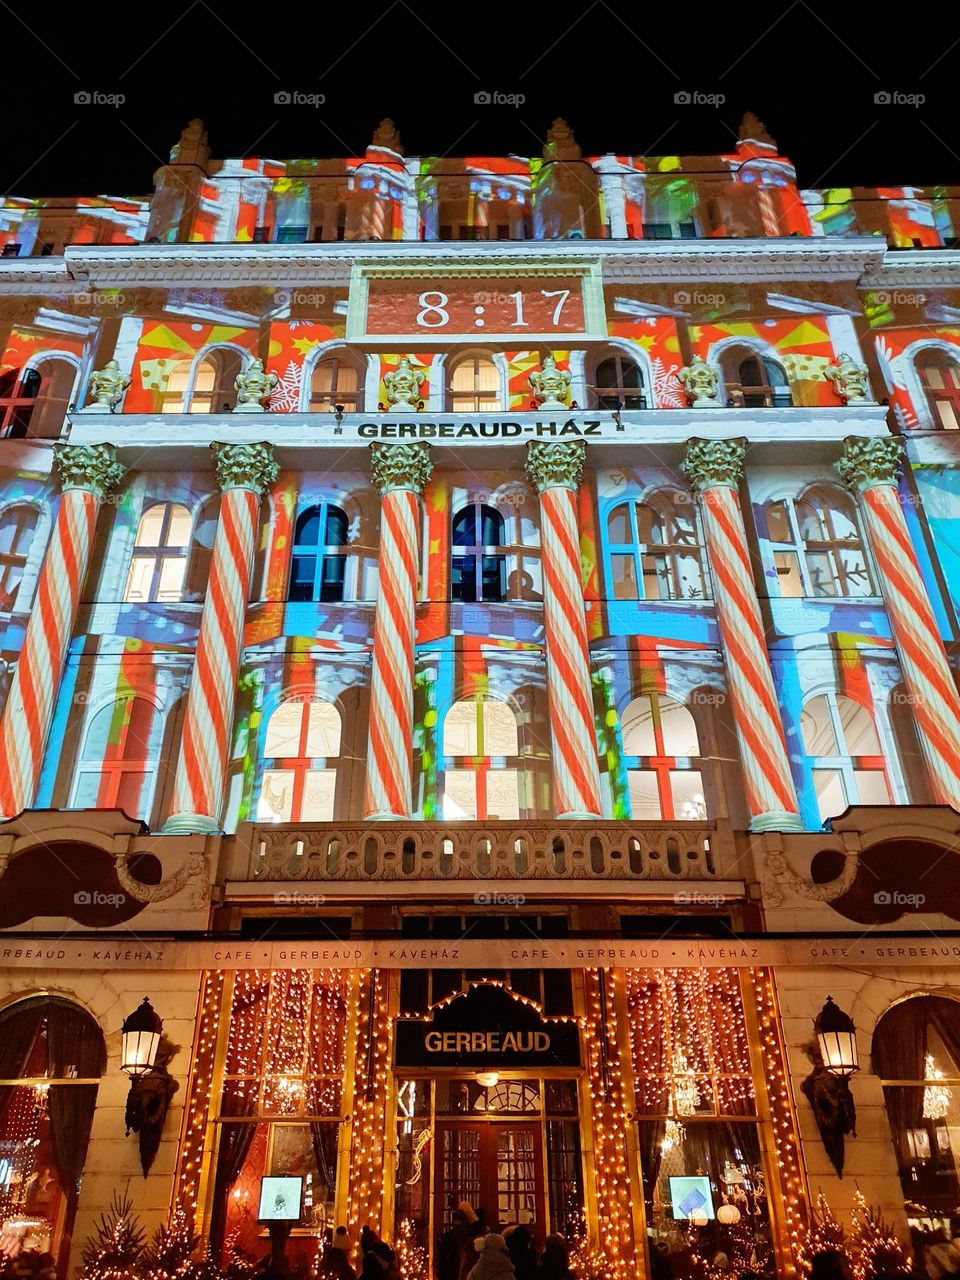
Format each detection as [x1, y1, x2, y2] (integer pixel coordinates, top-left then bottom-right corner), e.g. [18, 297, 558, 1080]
[54, 443, 126, 498]
[383, 356, 424, 410]
[544, 118, 582, 161]
[678, 355, 721, 408]
[525, 440, 586, 493]
[835, 436, 904, 492]
[825, 352, 871, 405]
[529, 354, 572, 411]
[738, 112, 777, 150]
[211, 442, 279, 495]
[370, 442, 432, 496]
[82, 359, 129, 413]
[170, 118, 210, 166]
[681, 438, 746, 491]
[234, 358, 278, 412]
[370, 118, 404, 155]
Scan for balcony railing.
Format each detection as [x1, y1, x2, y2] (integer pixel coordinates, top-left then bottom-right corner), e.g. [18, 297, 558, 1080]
[238, 819, 732, 883]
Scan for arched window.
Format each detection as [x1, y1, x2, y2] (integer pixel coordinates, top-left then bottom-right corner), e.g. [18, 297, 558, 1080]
[289, 502, 349, 602]
[160, 361, 191, 413]
[592, 351, 647, 410]
[720, 347, 792, 408]
[0, 503, 40, 611]
[442, 696, 520, 821]
[258, 699, 341, 822]
[764, 487, 873, 598]
[448, 355, 502, 412]
[452, 503, 506, 603]
[916, 349, 960, 430]
[0, 996, 106, 1272]
[800, 692, 891, 821]
[310, 352, 364, 412]
[605, 495, 707, 601]
[0, 360, 76, 439]
[160, 350, 244, 413]
[123, 502, 192, 603]
[72, 695, 163, 820]
[621, 692, 706, 820]
[873, 996, 960, 1215]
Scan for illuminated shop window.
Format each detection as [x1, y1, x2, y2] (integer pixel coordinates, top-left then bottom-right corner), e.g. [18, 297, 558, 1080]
[916, 349, 960, 430]
[309, 353, 364, 412]
[448, 355, 502, 412]
[0, 360, 76, 440]
[0, 503, 39, 611]
[442, 696, 520, 821]
[605, 495, 708, 602]
[621, 693, 707, 821]
[288, 503, 349, 603]
[452, 503, 506, 603]
[591, 351, 647, 410]
[720, 347, 792, 408]
[0, 996, 106, 1275]
[72, 696, 162, 819]
[160, 349, 244, 413]
[258, 699, 341, 823]
[764, 486, 873, 599]
[123, 502, 192, 604]
[800, 692, 891, 822]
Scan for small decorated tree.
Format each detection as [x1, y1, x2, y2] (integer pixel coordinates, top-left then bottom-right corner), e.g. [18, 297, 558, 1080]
[849, 1190, 911, 1280]
[803, 1189, 850, 1270]
[395, 1219, 428, 1280]
[80, 1195, 147, 1280]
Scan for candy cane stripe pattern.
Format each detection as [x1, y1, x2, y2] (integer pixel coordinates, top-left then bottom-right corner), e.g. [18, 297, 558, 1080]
[164, 443, 278, 833]
[837, 436, 960, 810]
[365, 442, 432, 818]
[682, 440, 803, 832]
[0, 444, 125, 819]
[526, 441, 603, 818]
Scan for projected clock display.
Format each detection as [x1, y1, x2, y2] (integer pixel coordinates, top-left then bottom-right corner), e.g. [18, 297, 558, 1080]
[362, 276, 588, 338]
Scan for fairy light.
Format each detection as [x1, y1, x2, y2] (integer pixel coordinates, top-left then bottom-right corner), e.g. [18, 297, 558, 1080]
[923, 1054, 950, 1120]
[345, 969, 394, 1237]
[175, 969, 226, 1227]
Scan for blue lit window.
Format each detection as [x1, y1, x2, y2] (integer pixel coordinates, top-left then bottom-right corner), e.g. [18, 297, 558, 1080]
[604, 495, 707, 602]
[452, 503, 505, 603]
[289, 502, 349, 603]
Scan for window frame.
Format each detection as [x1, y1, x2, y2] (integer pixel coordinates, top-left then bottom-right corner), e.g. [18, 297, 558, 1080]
[620, 691, 707, 821]
[288, 501, 351, 603]
[720, 346, 792, 409]
[916, 349, 960, 430]
[451, 501, 507, 603]
[257, 698, 342, 824]
[441, 695, 523, 822]
[604, 493, 709, 603]
[123, 501, 193, 605]
[0, 502, 40, 611]
[309, 352, 365, 413]
[71, 694, 162, 819]
[800, 690, 892, 822]
[590, 351, 648, 410]
[446, 353, 504, 413]
[764, 486, 875, 600]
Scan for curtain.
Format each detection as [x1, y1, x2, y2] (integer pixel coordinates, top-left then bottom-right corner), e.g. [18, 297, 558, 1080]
[637, 1120, 667, 1203]
[310, 1122, 339, 1197]
[872, 999, 927, 1149]
[210, 1107, 258, 1254]
[927, 998, 960, 1075]
[45, 1002, 105, 1200]
[0, 1002, 45, 1126]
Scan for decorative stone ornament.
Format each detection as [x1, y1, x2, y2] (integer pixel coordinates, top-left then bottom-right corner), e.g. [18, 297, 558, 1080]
[53, 443, 126, 497]
[525, 440, 586, 493]
[370, 118, 404, 155]
[529, 355, 572, 411]
[678, 354, 721, 408]
[680, 438, 746, 491]
[211, 442, 279, 495]
[544, 118, 582, 161]
[233, 358, 278, 412]
[82, 359, 129, 413]
[834, 436, 904, 491]
[383, 356, 424, 410]
[825, 351, 871, 404]
[370, 442, 432, 495]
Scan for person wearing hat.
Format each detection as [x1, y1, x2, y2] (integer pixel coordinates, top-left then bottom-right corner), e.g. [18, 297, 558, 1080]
[467, 1234, 516, 1280]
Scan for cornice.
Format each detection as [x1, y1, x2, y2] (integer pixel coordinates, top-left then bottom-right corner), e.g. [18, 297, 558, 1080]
[860, 248, 960, 289]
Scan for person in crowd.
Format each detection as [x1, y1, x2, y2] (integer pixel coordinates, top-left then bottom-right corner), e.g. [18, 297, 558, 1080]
[438, 1210, 473, 1280]
[808, 1250, 850, 1280]
[533, 1235, 572, 1280]
[467, 1234, 515, 1280]
[503, 1226, 537, 1280]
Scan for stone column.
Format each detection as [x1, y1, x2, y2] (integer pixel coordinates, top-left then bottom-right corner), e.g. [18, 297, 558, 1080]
[164, 443, 278, 834]
[364, 443, 431, 819]
[681, 439, 803, 831]
[0, 444, 125, 817]
[837, 436, 960, 809]
[526, 441, 603, 819]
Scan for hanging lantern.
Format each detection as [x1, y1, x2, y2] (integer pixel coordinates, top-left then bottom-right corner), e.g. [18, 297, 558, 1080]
[120, 998, 163, 1077]
[814, 996, 859, 1077]
[717, 1204, 741, 1225]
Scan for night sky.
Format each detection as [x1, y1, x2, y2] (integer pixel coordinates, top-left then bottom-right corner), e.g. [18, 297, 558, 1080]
[2, 0, 956, 197]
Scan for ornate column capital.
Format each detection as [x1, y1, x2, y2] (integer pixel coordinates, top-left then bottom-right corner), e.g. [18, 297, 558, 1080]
[525, 440, 586, 493]
[370, 442, 432, 495]
[53, 443, 126, 498]
[211, 442, 279, 496]
[681, 438, 746, 491]
[835, 435, 904, 492]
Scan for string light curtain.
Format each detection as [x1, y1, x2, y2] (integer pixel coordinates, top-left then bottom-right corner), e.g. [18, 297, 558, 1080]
[175, 970, 227, 1228]
[346, 969, 394, 1237]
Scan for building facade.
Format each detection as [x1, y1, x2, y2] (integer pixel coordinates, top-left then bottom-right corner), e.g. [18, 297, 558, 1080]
[2, 112, 960, 1278]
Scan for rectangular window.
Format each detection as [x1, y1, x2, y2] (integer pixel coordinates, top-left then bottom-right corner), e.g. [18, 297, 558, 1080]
[259, 769, 295, 821]
[853, 768, 890, 805]
[628, 770, 662, 819]
[123, 556, 155, 603]
[485, 769, 520, 821]
[773, 550, 804, 597]
[670, 770, 706, 820]
[301, 770, 336, 821]
[611, 553, 639, 600]
[812, 768, 847, 821]
[443, 769, 478, 819]
[155, 556, 187, 602]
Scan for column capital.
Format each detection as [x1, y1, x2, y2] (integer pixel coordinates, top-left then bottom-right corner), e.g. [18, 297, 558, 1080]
[525, 440, 586, 493]
[680, 438, 745, 492]
[835, 435, 904, 492]
[370, 442, 432, 496]
[53, 443, 125, 498]
[211, 442, 279, 496]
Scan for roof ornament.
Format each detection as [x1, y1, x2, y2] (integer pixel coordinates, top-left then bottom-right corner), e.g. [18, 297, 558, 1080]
[370, 118, 404, 155]
[543, 118, 581, 161]
[738, 112, 777, 151]
[170, 118, 210, 165]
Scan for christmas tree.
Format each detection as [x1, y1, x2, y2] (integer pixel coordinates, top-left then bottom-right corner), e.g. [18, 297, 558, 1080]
[395, 1219, 428, 1280]
[849, 1190, 910, 1280]
[80, 1195, 147, 1280]
[803, 1188, 850, 1269]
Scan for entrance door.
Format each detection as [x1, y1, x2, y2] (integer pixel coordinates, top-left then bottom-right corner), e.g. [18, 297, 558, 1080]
[435, 1121, 545, 1240]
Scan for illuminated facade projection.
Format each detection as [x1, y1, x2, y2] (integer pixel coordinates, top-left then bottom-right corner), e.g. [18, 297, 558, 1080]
[7, 109, 960, 1279]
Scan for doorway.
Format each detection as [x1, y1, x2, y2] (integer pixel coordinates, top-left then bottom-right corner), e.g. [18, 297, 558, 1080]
[435, 1120, 545, 1240]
